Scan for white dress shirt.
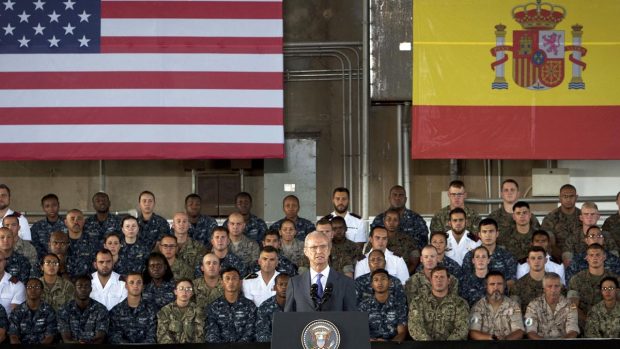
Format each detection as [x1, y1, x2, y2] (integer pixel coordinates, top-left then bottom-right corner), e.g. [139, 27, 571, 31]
[242, 270, 279, 307]
[0, 272, 25, 314]
[331, 211, 367, 243]
[90, 271, 127, 310]
[445, 230, 481, 266]
[310, 265, 331, 294]
[516, 254, 566, 285]
[3, 209, 31, 241]
[354, 249, 409, 285]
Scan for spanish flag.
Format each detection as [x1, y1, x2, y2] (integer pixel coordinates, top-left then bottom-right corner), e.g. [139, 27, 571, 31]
[411, 0, 620, 159]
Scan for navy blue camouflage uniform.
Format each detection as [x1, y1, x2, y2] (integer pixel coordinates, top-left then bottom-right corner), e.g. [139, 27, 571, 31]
[67, 234, 98, 278]
[565, 250, 620, 282]
[195, 251, 247, 279]
[142, 280, 176, 310]
[462, 246, 517, 281]
[359, 294, 408, 340]
[116, 242, 151, 275]
[57, 300, 109, 343]
[269, 217, 316, 241]
[372, 209, 429, 249]
[109, 299, 158, 344]
[30, 218, 65, 258]
[224, 214, 268, 243]
[188, 215, 218, 248]
[8, 301, 57, 344]
[459, 273, 487, 306]
[83, 214, 122, 243]
[137, 213, 171, 248]
[205, 296, 257, 343]
[255, 295, 284, 342]
[6, 252, 32, 283]
[355, 273, 406, 305]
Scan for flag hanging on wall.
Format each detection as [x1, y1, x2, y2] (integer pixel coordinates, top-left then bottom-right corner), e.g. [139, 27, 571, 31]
[0, 0, 284, 160]
[411, 0, 620, 159]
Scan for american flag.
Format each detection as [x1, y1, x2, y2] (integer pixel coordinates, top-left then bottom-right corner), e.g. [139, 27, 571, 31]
[0, 0, 284, 160]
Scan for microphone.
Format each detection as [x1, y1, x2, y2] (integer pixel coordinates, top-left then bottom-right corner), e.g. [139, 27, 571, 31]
[315, 283, 334, 311]
[310, 283, 319, 311]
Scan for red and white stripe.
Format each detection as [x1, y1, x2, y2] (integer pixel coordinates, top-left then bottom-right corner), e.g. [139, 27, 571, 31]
[0, 0, 284, 160]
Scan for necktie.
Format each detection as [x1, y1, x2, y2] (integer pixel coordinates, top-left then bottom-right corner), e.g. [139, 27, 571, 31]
[316, 273, 324, 299]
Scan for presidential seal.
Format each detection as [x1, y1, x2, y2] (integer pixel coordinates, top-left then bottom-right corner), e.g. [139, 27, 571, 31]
[301, 319, 341, 349]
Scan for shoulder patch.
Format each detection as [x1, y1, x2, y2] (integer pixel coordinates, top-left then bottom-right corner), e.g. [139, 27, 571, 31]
[469, 316, 479, 325]
[350, 212, 362, 219]
[244, 273, 259, 280]
[321, 214, 335, 221]
[524, 317, 533, 327]
[467, 232, 479, 242]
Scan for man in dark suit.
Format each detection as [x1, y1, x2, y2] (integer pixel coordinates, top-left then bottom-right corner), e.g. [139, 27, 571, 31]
[284, 231, 357, 312]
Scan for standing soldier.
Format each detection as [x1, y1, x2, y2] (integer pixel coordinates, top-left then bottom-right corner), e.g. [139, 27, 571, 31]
[256, 273, 289, 342]
[157, 278, 204, 343]
[157, 235, 194, 280]
[0, 227, 31, 283]
[109, 272, 157, 344]
[525, 272, 579, 339]
[172, 212, 207, 269]
[185, 194, 218, 248]
[8, 278, 57, 344]
[83, 192, 121, 242]
[30, 194, 65, 258]
[205, 267, 257, 343]
[488, 179, 539, 234]
[137, 191, 171, 249]
[223, 192, 268, 243]
[323, 187, 367, 245]
[227, 212, 260, 266]
[510, 247, 548, 313]
[269, 195, 315, 241]
[469, 271, 524, 340]
[408, 266, 469, 340]
[431, 180, 481, 234]
[58, 275, 109, 344]
[541, 184, 580, 262]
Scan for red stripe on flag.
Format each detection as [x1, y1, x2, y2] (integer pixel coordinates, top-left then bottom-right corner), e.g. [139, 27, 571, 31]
[100, 37, 283, 54]
[0, 72, 283, 90]
[0, 108, 283, 125]
[0, 143, 285, 160]
[102, 1, 282, 19]
[412, 105, 620, 159]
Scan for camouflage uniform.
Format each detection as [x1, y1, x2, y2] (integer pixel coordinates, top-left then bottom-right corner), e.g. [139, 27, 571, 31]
[193, 277, 224, 310]
[224, 214, 268, 243]
[117, 241, 151, 275]
[541, 207, 581, 255]
[67, 234, 98, 277]
[359, 294, 408, 340]
[143, 280, 176, 310]
[0, 305, 7, 333]
[459, 273, 487, 306]
[57, 299, 109, 342]
[431, 205, 482, 235]
[109, 299, 158, 344]
[177, 238, 208, 269]
[255, 295, 284, 342]
[469, 296, 524, 337]
[215, 252, 247, 278]
[188, 215, 218, 248]
[408, 293, 469, 340]
[170, 259, 194, 281]
[372, 208, 429, 249]
[568, 270, 619, 318]
[565, 250, 620, 281]
[269, 217, 315, 241]
[228, 235, 260, 266]
[137, 213, 171, 249]
[40, 276, 75, 311]
[584, 300, 620, 338]
[355, 273, 406, 305]
[602, 213, 620, 248]
[83, 214, 122, 242]
[462, 246, 517, 281]
[497, 225, 535, 261]
[280, 239, 305, 267]
[488, 206, 540, 237]
[405, 273, 459, 303]
[510, 274, 544, 313]
[205, 296, 257, 343]
[8, 301, 57, 344]
[524, 295, 579, 338]
[156, 301, 204, 343]
[331, 239, 361, 274]
[6, 252, 32, 283]
[15, 238, 38, 271]
[563, 227, 619, 262]
[248, 253, 298, 277]
[30, 218, 65, 258]
[415, 256, 464, 283]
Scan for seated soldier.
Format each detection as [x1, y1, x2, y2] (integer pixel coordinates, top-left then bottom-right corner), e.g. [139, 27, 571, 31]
[184, 193, 218, 248]
[585, 276, 620, 338]
[278, 219, 305, 267]
[269, 195, 315, 241]
[256, 273, 289, 342]
[157, 278, 204, 343]
[223, 192, 268, 243]
[525, 272, 579, 339]
[158, 235, 193, 280]
[488, 179, 540, 234]
[459, 246, 491, 306]
[468, 271, 524, 340]
[58, 275, 109, 344]
[430, 180, 481, 234]
[119, 215, 151, 274]
[444, 208, 481, 266]
[516, 230, 565, 285]
[496, 201, 537, 261]
[423, 231, 463, 281]
[90, 249, 127, 311]
[408, 266, 469, 340]
[226, 212, 260, 266]
[355, 227, 408, 285]
[601, 191, 620, 248]
[247, 230, 298, 276]
[0, 250, 25, 314]
[8, 278, 57, 344]
[242, 246, 280, 307]
[39, 253, 74, 311]
[565, 225, 620, 281]
[109, 272, 157, 344]
[83, 192, 121, 242]
[136, 191, 171, 249]
[359, 269, 408, 342]
[511, 247, 551, 313]
[0, 227, 31, 283]
[202, 227, 247, 278]
[405, 246, 459, 303]
[0, 303, 6, 343]
[375, 209, 420, 274]
[171, 212, 207, 269]
[46, 231, 71, 279]
[541, 184, 580, 262]
[206, 267, 257, 343]
[30, 193, 65, 258]
[355, 249, 405, 305]
[142, 252, 176, 309]
[193, 253, 223, 310]
[330, 216, 361, 277]
[3, 214, 38, 270]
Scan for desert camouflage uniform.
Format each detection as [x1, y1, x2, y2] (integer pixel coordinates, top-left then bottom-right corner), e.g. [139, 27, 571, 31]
[408, 293, 469, 340]
[156, 301, 204, 343]
[524, 295, 579, 338]
[469, 296, 524, 337]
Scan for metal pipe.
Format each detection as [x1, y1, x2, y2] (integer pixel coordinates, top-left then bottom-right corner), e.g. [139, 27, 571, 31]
[191, 169, 196, 193]
[450, 159, 459, 180]
[396, 104, 403, 186]
[361, 0, 370, 219]
[466, 196, 617, 204]
[98, 160, 105, 192]
[403, 102, 411, 209]
[497, 160, 502, 198]
[486, 159, 493, 213]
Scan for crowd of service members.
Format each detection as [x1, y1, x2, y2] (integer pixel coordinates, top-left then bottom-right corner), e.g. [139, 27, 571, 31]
[0, 180, 618, 343]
